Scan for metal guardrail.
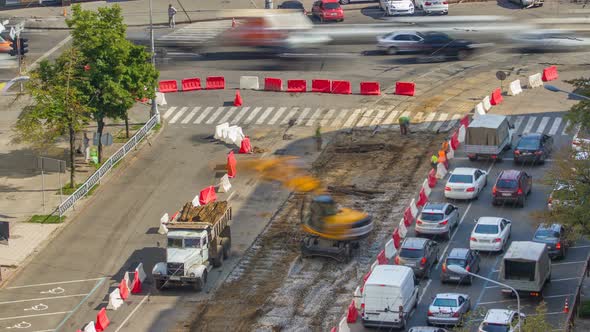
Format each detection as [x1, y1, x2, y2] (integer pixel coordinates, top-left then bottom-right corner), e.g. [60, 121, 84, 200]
[57, 115, 159, 217]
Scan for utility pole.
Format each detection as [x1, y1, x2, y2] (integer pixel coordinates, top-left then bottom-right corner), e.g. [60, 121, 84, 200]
[148, 0, 160, 124]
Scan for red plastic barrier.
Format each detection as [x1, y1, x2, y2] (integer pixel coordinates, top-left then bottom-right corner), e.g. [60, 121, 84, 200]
[181, 77, 201, 91]
[95, 308, 110, 332]
[159, 80, 178, 93]
[451, 131, 460, 150]
[131, 269, 141, 294]
[170, 211, 180, 221]
[395, 81, 416, 96]
[460, 115, 470, 128]
[360, 81, 381, 95]
[403, 207, 413, 226]
[331, 80, 352, 95]
[377, 250, 387, 264]
[312, 79, 331, 93]
[347, 300, 359, 323]
[428, 169, 437, 188]
[287, 79, 307, 92]
[119, 278, 129, 300]
[206, 76, 225, 90]
[239, 136, 252, 154]
[264, 77, 283, 91]
[490, 88, 503, 106]
[227, 151, 237, 178]
[393, 228, 401, 249]
[417, 188, 428, 207]
[542, 65, 559, 82]
[199, 186, 217, 205]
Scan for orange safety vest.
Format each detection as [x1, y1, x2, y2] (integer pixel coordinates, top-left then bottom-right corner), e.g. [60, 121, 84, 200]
[441, 141, 449, 152]
[438, 150, 447, 163]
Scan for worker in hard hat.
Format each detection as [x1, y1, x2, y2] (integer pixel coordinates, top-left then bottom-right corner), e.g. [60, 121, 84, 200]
[431, 154, 438, 169]
[441, 141, 449, 154]
[438, 150, 448, 169]
[399, 116, 410, 135]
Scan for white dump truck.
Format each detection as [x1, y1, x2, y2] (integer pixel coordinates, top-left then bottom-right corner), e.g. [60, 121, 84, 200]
[152, 201, 232, 291]
[464, 114, 514, 161]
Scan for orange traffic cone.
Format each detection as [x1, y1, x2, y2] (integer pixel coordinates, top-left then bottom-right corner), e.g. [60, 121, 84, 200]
[63, 7, 67, 17]
[232, 18, 236, 28]
[234, 89, 243, 106]
[563, 298, 569, 313]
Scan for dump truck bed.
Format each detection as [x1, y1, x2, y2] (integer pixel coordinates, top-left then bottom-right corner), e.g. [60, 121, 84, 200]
[168, 201, 232, 238]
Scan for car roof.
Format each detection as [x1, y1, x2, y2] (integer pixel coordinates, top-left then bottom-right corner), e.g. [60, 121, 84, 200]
[498, 169, 522, 180]
[281, 0, 303, 4]
[477, 217, 502, 225]
[451, 167, 477, 175]
[366, 265, 413, 286]
[402, 237, 428, 249]
[504, 241, 546, 260]
[484, 309, 515, 324]
[434, 293, 467, 300]
[321, 0, 340, 2]
[409, 327, 447, 332]
[422, 203, 448, 212]
[520, 133, 543, 139]
[537, 223, 562, 232]
[448, 248, 470, 259]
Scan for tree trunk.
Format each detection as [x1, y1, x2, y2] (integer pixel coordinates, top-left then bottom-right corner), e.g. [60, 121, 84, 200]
[97, 117, 104, 163]
[125, 112, 130, 139]
[69, 123, 76, 188]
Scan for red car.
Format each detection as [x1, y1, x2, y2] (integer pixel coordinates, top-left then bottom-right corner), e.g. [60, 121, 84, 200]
[312, 0, 344, 22]
[492, 170, 532, 208]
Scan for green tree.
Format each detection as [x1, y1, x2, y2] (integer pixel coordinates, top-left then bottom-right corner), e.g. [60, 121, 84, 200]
[14, 47, 91, 188]
[66, 4, 158, 162]
[521, 301, 554, 332]
[564, 77, 590, 129]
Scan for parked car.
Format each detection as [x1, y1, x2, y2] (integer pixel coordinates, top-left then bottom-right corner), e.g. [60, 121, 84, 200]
[376, 31, 424, 55]
[278, 0, 306, 12]
[395, 237, 439, 278]
[379, 0, 415, 16]
[413, 32, 477, 61]
[444, 167, 488, 200]
[513, 133, 553, 164]
[409, 328, 449, 332]
[441, 248, 480, 284]
[492, 170, 532, 207]
[470, 217, 511, 253]
[532, 223, 569, 259]
[312, 0, 344, 22]
[427, 293, 471, 326]
[478, 309, 525, 332]
[415, 0, 449, 15]
[416, 203, 459, 239]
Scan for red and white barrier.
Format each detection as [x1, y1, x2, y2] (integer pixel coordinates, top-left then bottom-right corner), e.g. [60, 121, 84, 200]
[377, 250, 387, 264]
[394, 81, 416, 96]
[474, 102, 486, 116]
[332, 80, 352, 94]
[421, 179, 431, 197]
[199, 186, 217, 205]
[206, 76, 225, 90]
[508, 79, 522, 96]
[227, 151, 237, 178]
[107, 288, 123, 310]
[542, 65, 558, 82]
[239, 136, 252, 154]
[490, 88, 503, 106]
[312, 79, 331, 93]
[403, 207, 413, 226]
[353, 286, 362, 309]
[436, 162, 447, 179]
[385, 238, 397, 259]
[264, 77, 283, 91]
[360, 81, 381, 95]
[155, 92, 167, 106]
[398, 219, 408, 238]
[393, 228, 401, 249]
[181, 77, 201, 91]
[159, 80, 178, 93]
[370, 260, 378, 272]
[287, 79, 307, 92]
[416, 187, 428, 207]
[83, 322, 97, 332]
[95, 308, 110, 332]
[131, 263, 147, 294]
[458, 125, 466, 143]
[119, 276, 130, 300]
[191, 194, 201, 207]
[528, 73, 543, 88]
[218, 174, 232, 193]
[482, 95, 492, 111]
[427, 168, 437, 188]
[339, 316, 351, 332]
[215, 123, 229, 141]
[409, 198, 418, 219]
[447, 141, 455, 160]
[347, 300, 358, 323]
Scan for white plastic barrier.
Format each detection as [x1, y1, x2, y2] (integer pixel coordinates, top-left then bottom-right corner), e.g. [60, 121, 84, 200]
[123, 272, 131, 291]
[240, 76, 260, 90]
[409, 198, 418, 219]
[436, 162, 447, 179]
[385, 238, 397, 259]
[508, 79, 523, 96]
[158, 213, 169, 235]
[398, 219, 408, 238]
[370, 260, 378, 271]
[482, 96, 492, 111]
[136, 263, 147, 284]
[155, 92, 167, 106]
[475, 102, 486, 116]
[107, 288, 123, 310]
[84, 322, 97, 332]
[458, 125, 466, 143]
[215, 122, 230, 140]
[447, 142, 455, 160]
[421, 179, 431, 197]
[353, 286, 362, 310]
[191, 194, 201, 207]
[339, 317, 351, 332]
[226, 125, 245, 147]
[528, 73, 543, 88]
[219, 174, 232, 193]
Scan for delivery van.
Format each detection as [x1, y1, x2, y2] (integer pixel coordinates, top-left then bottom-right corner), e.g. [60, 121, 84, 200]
[498, 241, 551, 297]
[361, 265, 420, 329]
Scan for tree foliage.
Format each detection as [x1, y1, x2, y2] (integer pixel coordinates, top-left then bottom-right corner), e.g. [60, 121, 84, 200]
[564, 77, 590, 130]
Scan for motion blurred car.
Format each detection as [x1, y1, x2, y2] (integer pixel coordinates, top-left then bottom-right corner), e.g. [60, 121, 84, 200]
[444, 167, 488, 200]
[278, 0, 306, 13]
[547, 182, 575, 211]
[513, 133, 553, 164]
[394, 237, 439, 278]
[572, 127, 590, 151]
[379, 0, 415, 16]
[532, 223, 569, 259]
[312, 0, 344, 22]
[427, 293, 471, 326]
[492, 170, 532, 207]
[478, 309, 525, 332]
[416, 203, 459, 239]
[376, 31, 424, 55]
[512, 30, 590, 53]
[415, 0, 449, 15]
[410, 32, 478, 61]
[470, 217, 511, 253]
[0, 36, 11, 53]
[441, 248, 480, 284]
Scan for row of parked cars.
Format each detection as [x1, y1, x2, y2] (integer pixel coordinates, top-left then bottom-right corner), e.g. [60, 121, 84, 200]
[378, 0, 448, 16]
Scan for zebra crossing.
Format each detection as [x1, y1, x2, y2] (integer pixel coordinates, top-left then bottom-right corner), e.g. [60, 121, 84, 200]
[161, 105, 573, 136]
[156, 20, 230, 46]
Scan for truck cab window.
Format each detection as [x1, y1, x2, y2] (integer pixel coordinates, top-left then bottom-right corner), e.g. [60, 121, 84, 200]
[167, 238, 183, 248]
[185, 238, 201, 248]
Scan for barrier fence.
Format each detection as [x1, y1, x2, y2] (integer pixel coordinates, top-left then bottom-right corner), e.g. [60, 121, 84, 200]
[57, 114, 159, 217]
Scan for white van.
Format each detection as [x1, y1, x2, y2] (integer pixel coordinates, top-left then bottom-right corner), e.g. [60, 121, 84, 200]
[361, 265, 420, 329]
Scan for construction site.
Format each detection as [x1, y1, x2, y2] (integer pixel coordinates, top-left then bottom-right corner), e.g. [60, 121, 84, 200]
[177, 128, 445, 331]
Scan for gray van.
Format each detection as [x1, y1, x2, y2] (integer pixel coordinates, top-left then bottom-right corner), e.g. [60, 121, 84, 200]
[498, 241, 551, 297]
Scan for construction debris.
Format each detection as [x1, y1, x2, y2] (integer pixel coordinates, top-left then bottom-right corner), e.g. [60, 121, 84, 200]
[179, 201, 229, 223]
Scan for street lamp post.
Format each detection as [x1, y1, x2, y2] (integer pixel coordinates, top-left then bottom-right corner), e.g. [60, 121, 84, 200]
[148, 0, 160, 123]
[448, 265, 522, 331]
[544, 84, 590, 101]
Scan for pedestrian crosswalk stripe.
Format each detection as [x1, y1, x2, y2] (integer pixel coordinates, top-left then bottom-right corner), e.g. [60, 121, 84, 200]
[513, 116, 525, 133]
[356, 109, 374, 128]
[320, 109, 337, 127]
[296, 108, 312, 125]
[244, 107, 262, 124]
[306, 108, 323, 126]
[268, 107, 287, 125]
[537, 117, 550, 134]
[549, 117, 562, 135]
[562, 120, 571, 135]
[218, 107, 237, 124]
[371, 109, 388, 128]
[206, 107, 225, 124]
[163, 106, 177, 120]
[440, 114, 461, 132]
[343, 109, 362, 128]
[419, 112, 437, 130]
[170, 107, 188, 124]
[523, 116, 537, 134]
[194, 106, 214, 124]
[231, 107, 250, 124]
[382, 110, 400, 127]
[432, 113, 448, 132]
[181, 107, 200, 124]
[256, 107, 275, 125]
[281, 107, 299, 125]
[331, 109, 349, 128]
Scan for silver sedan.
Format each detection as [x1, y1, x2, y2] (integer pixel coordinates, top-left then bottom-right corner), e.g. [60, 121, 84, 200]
[376, 31, 424, 55]
[427, 293, 471, 326]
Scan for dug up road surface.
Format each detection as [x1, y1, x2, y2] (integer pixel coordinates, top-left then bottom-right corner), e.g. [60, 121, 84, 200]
[180, 130, 445, 331]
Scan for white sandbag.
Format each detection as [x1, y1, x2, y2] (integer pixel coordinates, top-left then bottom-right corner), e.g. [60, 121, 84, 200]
[458, 125, 466, 143]
[409, 198, 418, 219]
[84, 322, 97, 332]
[528, 73, 542, 88]
[339, 317, 351, 332]
[398, 219, 408, 238]
[155, 92, 167, 106]
[191, 194, 201, 207]
[107, 289, 123, 310]
[219, 174, 232, 193]
[508, 79, 522, 96]
[240, 76, 260, 90]
[385, 238, 397, 259]
[422, 179, 431, 197]
[482, 96, 492, 111]
[475, 102, 485, 116]
[436, 162, 448, 179]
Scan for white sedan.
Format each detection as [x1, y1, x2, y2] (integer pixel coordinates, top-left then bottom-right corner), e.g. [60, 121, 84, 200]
[470, 217, 511, 253]
[444, 167, 487, 200]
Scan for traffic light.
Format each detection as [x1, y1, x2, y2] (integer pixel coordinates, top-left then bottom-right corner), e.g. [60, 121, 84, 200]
[8, 38, 29, 57]
[9, 39, 17, 56]
[19, 38, 28, 56]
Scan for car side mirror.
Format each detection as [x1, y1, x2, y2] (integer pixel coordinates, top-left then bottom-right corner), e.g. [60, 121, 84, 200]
[474, 218, 478, 223]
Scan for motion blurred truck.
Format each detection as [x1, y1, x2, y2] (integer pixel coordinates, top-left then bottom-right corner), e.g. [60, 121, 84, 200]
[498, 241, 551, 297]
[152, 201, 232, 291]
[465, 114, 514, 161]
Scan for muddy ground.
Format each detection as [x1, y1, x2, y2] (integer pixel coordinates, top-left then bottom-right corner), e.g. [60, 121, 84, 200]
[182, 129, 446, 332]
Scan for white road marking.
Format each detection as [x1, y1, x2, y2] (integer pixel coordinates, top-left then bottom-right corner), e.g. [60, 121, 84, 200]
[162, 107, 177, 119]
[181, 107, 200, 124]
[30, 35, 73, 69]
[370, 109, 387, 128]
[342, 109, 362, 128]
[0, 294, 88, 305]
[356, 109, 374, 128]
[205, 107, 225, 124]
[268, 107, 287, 125]
[522, 116, 537, 134]
[552, 260, 587, 266]
[537, 116, 550, 134]
[478, 299, 516, 305]
[570, 245, 590, 249]
[280, 107, 299, 125]
[550, 277, 580, 282]
[513, 116, 525, 132]
[320, 109, 337, 127]
[7, 278, 104, 289]
[417, 279, 432, 305]
[431, 113, 449, 132]
[330, 109, 349, 128]
[169, 107, 187, 124]
[562, 120, 571, 135]
[441, 114, 461, 132]
[114, 294, 150, 332]
[256, 107, 275, 125]
[543, 293, 575, 299]
[306, 108, 323, 127]
[218, 107, 237, 124]
[0, 311, 71, 321]
[419, 112, 437, 130]
[53, 278, 106, 331]
[231, 107, 250, 124]
[296, 108, 312, 125]
[435, 203, 473, 269]
[24, 303, 48, 311]
[194, 107, 214, 124]
[382, 109, 399, 128]
[243, 107, 262, 124]
[548, 117, 562, 135]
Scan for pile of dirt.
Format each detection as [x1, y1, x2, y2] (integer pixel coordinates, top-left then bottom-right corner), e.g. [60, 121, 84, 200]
[185, 130, 445, 332]
[178, 201, 228, 223]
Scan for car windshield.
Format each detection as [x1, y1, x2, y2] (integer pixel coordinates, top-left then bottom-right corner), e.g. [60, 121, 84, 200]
[475, 224, 499, 234]
[517, 138, 540, 150]
[185, 238, 201, 248]
[446, 258, 466, 267]
[433, 298, 458, 307]
[481, 323, 510, 332]
[534, 229, 559, 239]
[400, 248, 424, 258]
[324, 3, 340, 9]
[449, 174, 473, 183]
[496, 179, 518, 189]
[420, 212, 444, 222]
[167, 238, 183, 248]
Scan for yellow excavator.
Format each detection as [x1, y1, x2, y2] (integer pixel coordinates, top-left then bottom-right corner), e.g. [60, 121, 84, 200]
[239, 156, 373, 262]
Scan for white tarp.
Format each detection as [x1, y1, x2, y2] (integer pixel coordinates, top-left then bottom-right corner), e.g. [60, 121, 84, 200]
[422, 179, 431, 196]
[409, 198, 418, 219]
[398, 219, 408, 238]
[107, 289, 123, 310]
[385, 238, 396, 259]
[508, 79, 522, 96]
[475, 102, 486, 116]
[84, 322, 97, 332]
[529, 73, 543, 88]
[215, 122, 230, 141]
[219, 174, 232, 193]
[239, 76, 260, 90]
[482, 95, 492, 111]
[339, 317, 351, 332]
[458, 125, 466, 143]
[436, 162, 447, 179]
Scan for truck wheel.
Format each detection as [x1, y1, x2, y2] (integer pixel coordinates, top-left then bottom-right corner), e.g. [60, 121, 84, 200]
[155, 279, 165, 290]
[221, 237, 231, 259]
[212, 245, 224, 268]
[193, 271, 207, 291]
